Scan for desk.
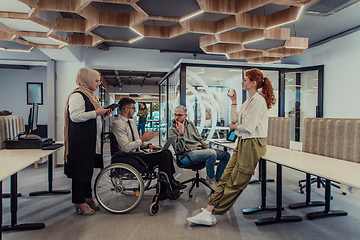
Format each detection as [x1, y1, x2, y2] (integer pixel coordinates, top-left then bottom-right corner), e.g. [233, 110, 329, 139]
[1, 147, 69, 238]
[255, 146, 360, 225]
[200, 126, 229, 139]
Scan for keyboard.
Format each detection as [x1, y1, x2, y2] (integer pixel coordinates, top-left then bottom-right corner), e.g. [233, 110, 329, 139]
[42, 143, 63, 150]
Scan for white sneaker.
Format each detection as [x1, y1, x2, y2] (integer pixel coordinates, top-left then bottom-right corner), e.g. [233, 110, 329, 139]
[187, 208, 217, 226]
[201, 208, 217, 224]
[206, 176, 218, 191]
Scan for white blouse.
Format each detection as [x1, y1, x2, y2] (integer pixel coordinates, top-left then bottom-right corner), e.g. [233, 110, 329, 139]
[68, 92, 102, 154]
[231, 92, 268, 139]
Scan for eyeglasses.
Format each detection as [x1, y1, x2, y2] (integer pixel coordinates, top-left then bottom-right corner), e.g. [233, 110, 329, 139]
[174, 114, 185, 117]
[125, 107, 136, 110]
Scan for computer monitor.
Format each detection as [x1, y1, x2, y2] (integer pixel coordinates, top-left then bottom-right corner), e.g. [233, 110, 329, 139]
[27, 103, 38, 134]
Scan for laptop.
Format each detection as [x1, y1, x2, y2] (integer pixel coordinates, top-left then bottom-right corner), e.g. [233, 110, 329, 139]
[213, 130, 238, 143]
[147, 136, 175, 153]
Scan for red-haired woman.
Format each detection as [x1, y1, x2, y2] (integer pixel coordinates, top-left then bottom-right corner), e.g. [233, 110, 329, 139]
[187, 68, 276, 226]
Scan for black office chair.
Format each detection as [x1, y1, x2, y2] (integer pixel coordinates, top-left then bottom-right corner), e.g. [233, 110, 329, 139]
[174, 151, 214, 198]
[298, 176, 342, 195]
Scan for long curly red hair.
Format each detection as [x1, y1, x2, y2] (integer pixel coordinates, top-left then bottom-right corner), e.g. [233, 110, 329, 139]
[245, 68, 276, 109]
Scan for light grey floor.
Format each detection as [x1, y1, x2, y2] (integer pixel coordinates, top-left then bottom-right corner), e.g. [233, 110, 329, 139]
[2, 138, 360, 240]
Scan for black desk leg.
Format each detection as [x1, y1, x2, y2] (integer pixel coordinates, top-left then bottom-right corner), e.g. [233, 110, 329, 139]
[2, 173, 45, 232]
[255, 164, 302, 225]
[2, 178, 21, 199]
[1, 181, 2, 240]
[2, 193, 22, 198]
[29, 154, 70, 196]
[289, 173, 325, 209]
[243, 159, 279, 214]
[306, 179, 347, 220]
[249, 158, 274, 184]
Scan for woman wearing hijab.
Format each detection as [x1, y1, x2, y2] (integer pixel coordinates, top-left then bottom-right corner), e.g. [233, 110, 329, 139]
[64, 68, 112, 215]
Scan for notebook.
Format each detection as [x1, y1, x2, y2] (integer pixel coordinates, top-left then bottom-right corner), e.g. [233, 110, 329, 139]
[147, 136, 175, 153]
[213, 130, 238, 143]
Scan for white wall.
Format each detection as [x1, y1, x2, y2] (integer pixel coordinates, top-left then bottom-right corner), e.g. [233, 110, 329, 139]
[283, 30, 360, 118]
[54, 61, 86, 164]
[0, 66, 47, 124]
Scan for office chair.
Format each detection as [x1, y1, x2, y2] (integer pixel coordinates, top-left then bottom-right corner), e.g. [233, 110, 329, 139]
[298, 176, 342, 195]
[174, 151, 214, 198]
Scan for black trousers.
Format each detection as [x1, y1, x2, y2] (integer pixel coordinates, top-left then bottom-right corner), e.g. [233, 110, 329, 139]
[141, 149, 175, 182]
[72, 179, 92, 204]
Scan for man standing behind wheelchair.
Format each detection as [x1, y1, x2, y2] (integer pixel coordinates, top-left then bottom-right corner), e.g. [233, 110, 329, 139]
[111, 97, 185, 200]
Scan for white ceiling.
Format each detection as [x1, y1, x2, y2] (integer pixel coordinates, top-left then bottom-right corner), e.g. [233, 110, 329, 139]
[0, 0, 30, 13]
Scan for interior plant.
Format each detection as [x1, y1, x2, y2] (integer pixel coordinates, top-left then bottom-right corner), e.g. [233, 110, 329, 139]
[0, 110, 13, 116]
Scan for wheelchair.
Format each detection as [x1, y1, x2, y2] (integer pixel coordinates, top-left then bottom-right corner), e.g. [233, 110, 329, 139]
[94, 132, 178, 215]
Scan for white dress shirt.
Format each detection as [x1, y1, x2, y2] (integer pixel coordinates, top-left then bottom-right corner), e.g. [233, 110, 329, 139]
[69, 92, 102, 154]
[231, 92, 268, 139]
[111, 115, 149, 153]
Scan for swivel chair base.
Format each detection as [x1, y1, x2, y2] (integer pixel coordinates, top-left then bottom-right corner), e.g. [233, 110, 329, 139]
[181, 171, 214, 198]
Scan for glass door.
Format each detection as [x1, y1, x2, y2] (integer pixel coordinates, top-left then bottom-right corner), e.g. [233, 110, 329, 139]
[283, 66, 324, 149]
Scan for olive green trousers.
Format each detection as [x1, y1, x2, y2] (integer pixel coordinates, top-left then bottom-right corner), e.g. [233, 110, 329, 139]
[208, 137, 266, 215]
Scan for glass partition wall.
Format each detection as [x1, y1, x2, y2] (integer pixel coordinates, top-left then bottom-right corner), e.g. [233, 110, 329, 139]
[186, 66, 243, 140]
[159, 67, 180, 145]
[283, 66, 324, 149]
[159, 62, 323, 146]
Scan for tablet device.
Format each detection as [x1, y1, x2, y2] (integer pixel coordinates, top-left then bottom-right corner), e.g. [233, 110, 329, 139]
[104, 103, 119, 110]
[214, 130, 238, 143]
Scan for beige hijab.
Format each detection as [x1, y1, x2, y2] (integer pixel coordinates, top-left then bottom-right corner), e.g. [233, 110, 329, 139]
[63, 68, 101, 161]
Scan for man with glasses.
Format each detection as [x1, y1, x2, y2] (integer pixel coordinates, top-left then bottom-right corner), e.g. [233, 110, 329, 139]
[111, 97, 184, 200]
[169, 105, 230, 190]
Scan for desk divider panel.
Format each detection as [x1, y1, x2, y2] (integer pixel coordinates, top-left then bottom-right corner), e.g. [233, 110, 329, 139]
[0, 116, 25, 150]
[0, 117, 6, 149]
[303, 118, 360, 163]
[334, 120, 346, 160]
[355, 122, 360, 163]
[317, 119, 327, 156]
[325, 119, 336, 158]
[267, 117, 290, 149]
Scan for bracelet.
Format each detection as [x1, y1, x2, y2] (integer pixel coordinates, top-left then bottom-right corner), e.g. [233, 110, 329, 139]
[231, 104, 237, 106]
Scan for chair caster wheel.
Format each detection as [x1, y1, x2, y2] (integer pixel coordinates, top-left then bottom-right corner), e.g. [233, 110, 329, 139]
[150, 202, 159, 215]
[189, 194, 193, 198]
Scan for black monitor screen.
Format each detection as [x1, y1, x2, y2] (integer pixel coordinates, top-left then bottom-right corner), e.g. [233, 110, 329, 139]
[27, 103, 38, 134]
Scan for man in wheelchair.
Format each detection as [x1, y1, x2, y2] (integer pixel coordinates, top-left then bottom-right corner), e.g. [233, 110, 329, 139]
[111, 97, 184, 201]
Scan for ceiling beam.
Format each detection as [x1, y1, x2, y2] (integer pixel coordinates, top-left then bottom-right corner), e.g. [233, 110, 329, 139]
[114, 70, 122, 86]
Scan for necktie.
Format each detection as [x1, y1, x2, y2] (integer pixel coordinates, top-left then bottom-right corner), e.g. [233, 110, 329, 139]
[127, 120, 135, 141]
[128, 120, 140, 152]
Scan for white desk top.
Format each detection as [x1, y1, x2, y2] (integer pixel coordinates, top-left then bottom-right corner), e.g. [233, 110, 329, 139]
[263, 146, 360, 189]
[0, 148, 61, 181]
[208, 139, 360, 189]
[208, 139, 236, 149]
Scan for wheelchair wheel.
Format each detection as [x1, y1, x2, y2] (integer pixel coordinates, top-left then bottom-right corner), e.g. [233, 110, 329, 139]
[149, 202, 159, 215]
[141, 172, 152, 191]
[94, 163, 144, 214]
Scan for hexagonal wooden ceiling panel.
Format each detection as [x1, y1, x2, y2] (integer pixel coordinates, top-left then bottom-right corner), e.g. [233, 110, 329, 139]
[0, 0, 319, 62]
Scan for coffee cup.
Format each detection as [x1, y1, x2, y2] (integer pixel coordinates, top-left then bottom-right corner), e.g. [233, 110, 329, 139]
[228, 88, 235, 96]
